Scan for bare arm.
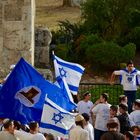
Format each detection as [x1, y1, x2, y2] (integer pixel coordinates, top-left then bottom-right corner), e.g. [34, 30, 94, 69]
[110, 72, 116, 85]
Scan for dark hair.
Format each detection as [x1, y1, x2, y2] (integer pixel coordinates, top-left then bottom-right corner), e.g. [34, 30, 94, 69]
[124, 131, 134, 140]
[107, 118, 119, 129]
[44, 133, 55, 140]
[82, 113, 89, 122]
[101, 93, 109, 101]
[134, 101, 140, 108]
[119, 95, 127, 103]
[110, 105, 118, 112]
[72, 94, 78, 104]
[14, 121, 21, 130]
[119, 103, 128, 111]
[3, 119, 13, 129]
[132, 125, 140, 131]
[29, 121, 38, 131]
[127, 60, 133, 66]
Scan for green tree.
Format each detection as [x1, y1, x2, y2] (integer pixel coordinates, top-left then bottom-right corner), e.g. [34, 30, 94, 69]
[81, 0, 140, 42]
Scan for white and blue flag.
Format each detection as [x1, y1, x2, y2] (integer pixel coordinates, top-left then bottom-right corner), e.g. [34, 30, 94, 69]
[40, 97, 75, 138]
[53, 52, 85, 95]
[0, 58, 76, 124]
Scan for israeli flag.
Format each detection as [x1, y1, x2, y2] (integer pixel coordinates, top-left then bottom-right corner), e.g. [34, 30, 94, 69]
[40, 97, 75, 138]
[0, 58, 76, 124]
[53, 52, 85, 95]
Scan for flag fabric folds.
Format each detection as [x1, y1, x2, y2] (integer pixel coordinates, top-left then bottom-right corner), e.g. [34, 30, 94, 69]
[0, 58, 76, 124]
[40, 97, 75, 138]
[53, 53, 85, 95]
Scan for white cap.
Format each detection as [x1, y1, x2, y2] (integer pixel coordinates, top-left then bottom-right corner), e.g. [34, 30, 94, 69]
[75, 114, 84, 122]
[135, 99, 140, 104]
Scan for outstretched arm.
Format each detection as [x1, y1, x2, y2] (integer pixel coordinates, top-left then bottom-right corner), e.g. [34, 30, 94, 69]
[110, 72, 116, 85]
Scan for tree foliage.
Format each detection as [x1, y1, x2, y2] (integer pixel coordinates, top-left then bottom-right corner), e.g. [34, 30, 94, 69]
[52, 0, 139, 71]
[81, 0, 140, 42]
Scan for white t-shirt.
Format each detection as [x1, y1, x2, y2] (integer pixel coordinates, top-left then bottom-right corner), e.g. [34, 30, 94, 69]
[92, 103, 111, 131]
[77, 100, 93, 123]
[14, 130, 33, 140]
[69, 125, 89, 140]
[84, 122, 94, 140]
[114, 69, 140, 91]
[31, 133, 46, 140]
[129, 110, 140, 126]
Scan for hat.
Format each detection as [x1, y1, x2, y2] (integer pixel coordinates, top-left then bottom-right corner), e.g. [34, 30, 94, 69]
[107, 118, 119, 128]
[83, 91, 91, 97]
[10, 64, 15, 70]
[135, 99, 140, 104]
[75, 114, 84, 122]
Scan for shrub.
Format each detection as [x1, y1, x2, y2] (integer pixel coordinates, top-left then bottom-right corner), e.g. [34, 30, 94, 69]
[79, 84, 140, 105]
[76, 34, 103, 63]
[122, 43, 136, 62]
[126, 27, 140, 50]
[85, 41, 123, 69]
[78, 40, 136, 70]
[54, 44, 72, 61]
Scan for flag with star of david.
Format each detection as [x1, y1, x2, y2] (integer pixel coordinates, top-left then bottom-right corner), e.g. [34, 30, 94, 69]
[0, 57, 76, 124]
[40, 97, 75, 138]
[53, 52, 85, 95]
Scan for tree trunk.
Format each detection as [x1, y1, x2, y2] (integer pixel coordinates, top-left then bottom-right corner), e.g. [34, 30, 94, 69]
[63, 0, 72, 7]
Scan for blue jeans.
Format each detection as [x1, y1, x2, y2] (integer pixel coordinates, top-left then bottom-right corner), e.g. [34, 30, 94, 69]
[94, 128, 106, 140]
[124, 90, 136, 113]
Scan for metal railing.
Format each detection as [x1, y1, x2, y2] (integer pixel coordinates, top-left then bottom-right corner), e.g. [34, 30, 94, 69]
[79, 83, 140, 105]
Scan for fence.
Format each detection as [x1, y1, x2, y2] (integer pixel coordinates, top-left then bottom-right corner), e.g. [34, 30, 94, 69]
[78, 83, 140, 105]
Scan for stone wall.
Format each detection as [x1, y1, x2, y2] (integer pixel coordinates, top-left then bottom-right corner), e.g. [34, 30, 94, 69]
[35, 27, 52, 68]
[0, 0, 35, 78]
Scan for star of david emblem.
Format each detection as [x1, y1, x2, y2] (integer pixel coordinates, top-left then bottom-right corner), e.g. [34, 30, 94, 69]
[52, 112, 64, 124]
[127, 77, 132, 82]
[59, 67, 67, 77]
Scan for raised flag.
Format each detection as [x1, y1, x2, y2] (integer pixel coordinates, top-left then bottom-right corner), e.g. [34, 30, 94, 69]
[40, 97, 75, 138]
[53, 52, 85, 95]
[0, 58, 76, 124]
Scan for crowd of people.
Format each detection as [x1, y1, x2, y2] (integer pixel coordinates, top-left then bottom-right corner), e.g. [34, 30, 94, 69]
[0, 92, 140, 140]
[0, 60, 140, 140]
[76, 92, 140, 140]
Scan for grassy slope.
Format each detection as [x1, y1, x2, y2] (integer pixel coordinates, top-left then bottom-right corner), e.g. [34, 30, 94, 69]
[35, 0, 81, 31]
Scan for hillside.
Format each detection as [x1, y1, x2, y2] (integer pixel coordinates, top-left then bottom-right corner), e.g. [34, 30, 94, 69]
[35, 0, 81, 31]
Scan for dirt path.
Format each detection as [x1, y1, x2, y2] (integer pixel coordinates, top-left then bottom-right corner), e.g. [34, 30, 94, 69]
[35, 0, 81, 31]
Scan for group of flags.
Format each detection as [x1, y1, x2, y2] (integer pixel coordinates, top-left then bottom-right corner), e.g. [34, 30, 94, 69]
[0, 52, 85, 138]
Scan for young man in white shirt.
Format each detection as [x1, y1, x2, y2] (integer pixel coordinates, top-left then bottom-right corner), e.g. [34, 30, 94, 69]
[77, 91, 93, 123]
[92, 93, 111, 140]
[129, 99, 140, 126]
[29, 121, 46, 140]
[82, 113, 94, 140]
[0, 119, 19, 140]
[110, 60, 140, 113]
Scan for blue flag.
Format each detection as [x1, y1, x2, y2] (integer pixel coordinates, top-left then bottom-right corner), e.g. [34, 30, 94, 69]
[0, 58, 76, 124]
[40, 97, 75, 138]
[53, 52, 85, 95]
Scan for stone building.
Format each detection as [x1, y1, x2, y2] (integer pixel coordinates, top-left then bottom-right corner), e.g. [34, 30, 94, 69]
[0, 0, 35, 77]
